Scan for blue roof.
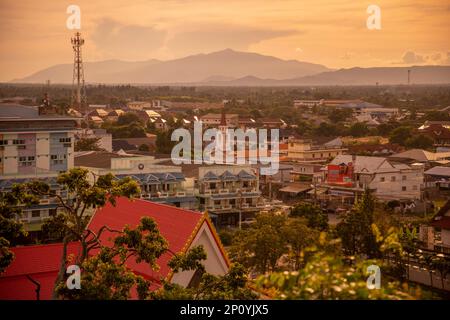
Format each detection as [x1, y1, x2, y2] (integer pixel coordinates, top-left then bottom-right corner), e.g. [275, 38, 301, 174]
[220, 170, 238, 181]
[0, 177, 59, 190]
[203, 171, 220, 181]
[115, 172, 185, 184]
[238, 170, 256, 180]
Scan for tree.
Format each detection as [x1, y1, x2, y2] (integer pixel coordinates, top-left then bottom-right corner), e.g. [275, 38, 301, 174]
[349, 122, 369, 137]
[405, 134, 434, 150]
[256, 250, 418, 300]
[389, 126, 413, 145]
[229, 213, 288, 274]
[282, 218, 319, 270]
[74, 137, 104, 152]
[138, 144, 150, 151]
[0, 185, 38, 273]
[24, 168, 141, 298]
[117, 112, 142, 125]
[156, 129, 176, 154]
[336, 190, 380, 258]
[328, 108, 352, 123]
[150, 263, 257, 300]
[290, 203, 328, 231]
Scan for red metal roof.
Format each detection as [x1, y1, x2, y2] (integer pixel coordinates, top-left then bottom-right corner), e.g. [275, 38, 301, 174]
[431, 216, 450, 230]
[0, 198, 205, 300]
[88, 197, 204, 282]
[0, 242, 81, 300]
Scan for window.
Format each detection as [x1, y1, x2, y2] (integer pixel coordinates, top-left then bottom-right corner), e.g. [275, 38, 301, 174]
[51, 154, 65, 165]
[31, 210, 40, 218]
[402, 186, 407, 191]
[49, 209, 57, 217]
[59, 137, 71, 143]
[19, 156, 35, 167]
[412, 185, 418, 190]
[13, 139, 25, 145]
[380, 177, 385, 182]
[402, 175, 407, 181]
[0, 140, 8, 145]
[391, 176, 396, 182]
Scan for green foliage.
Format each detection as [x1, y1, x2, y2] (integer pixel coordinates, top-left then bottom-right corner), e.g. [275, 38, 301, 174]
[138, 143, 150, 151]
[117, 112, 143, 125]
[336, 190, 380, 258]
[22, 168, 141, 297]
[389, 126, 413, 145]
[74, 137, 104, 152]
[156, 129, 176, 154]
[150, 263, 257, 300]
[229, 212, 319, 274]
[290, 203, 329, 231]
[405, 134, 434, 150]
[0, 184, 39, 273]
[256, 250, 418, 300]
[349, 122, 370, 137]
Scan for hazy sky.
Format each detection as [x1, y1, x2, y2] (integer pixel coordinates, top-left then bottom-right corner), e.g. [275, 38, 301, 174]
[1, 0, 449, 81]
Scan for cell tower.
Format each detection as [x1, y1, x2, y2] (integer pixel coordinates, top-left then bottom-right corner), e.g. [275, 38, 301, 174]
[70, 32, 87, 111]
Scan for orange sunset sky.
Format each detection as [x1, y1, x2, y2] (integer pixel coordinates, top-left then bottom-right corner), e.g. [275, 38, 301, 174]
[0, 0, 449, 81]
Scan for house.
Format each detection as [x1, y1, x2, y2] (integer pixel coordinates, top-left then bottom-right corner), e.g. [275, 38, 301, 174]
[88, 108, 109, 119]
[287, 139, 347, 163]
[418, 121, 450, 147]
[424, 166, 450, 189]
[75, 151, 196, 209]
[138, 110, 162, 121]
[430, 200, 450, 254]
[112, 135, 157, 152]
[259, 118, 286, 129]
[390, 149, 450, 166]
[0, 198, 230, 299]
[197, 165, 265, 228]
[324, 155, 424, 201]
[106, 109, 125, 122]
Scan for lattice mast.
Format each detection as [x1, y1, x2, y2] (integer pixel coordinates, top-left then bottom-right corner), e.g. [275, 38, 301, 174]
[71, 32, 87, 111]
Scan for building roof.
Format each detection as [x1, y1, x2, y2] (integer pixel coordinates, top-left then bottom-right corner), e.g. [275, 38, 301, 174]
[330, 155, 388, 173]
[390, 149, 450, 162]
[0, 198, 228, 299]
[88, 198, 207, 283]
[424, 166, 450, 177]
[75, 151, 136, 168]
[0, 242, 81, 300]
[0, 103, 79, 121]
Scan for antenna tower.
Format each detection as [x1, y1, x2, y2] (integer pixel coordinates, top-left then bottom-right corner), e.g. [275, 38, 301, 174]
[70, 32, 87, 111]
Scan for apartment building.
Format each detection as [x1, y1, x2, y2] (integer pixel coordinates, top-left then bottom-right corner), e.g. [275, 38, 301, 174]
[75, 151, 197, 209]
[0, 103, 81, 230]
[325, 154, 424, 201]
[287, 139, 347, 163]
[197, 165, 265, 228]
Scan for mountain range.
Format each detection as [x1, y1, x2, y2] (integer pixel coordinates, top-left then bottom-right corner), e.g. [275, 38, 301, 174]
[13, 49, 450, 85]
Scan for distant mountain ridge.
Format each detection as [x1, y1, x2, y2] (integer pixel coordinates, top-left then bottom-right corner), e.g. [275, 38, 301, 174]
[15, 49, 329, 84]
[13, 49, 450, 85]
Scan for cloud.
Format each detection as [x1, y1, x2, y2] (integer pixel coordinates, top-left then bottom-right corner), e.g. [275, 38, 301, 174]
[166, 24, 297, 55]
[401, 51, 425, 64]
[91, 18, 167, 60]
